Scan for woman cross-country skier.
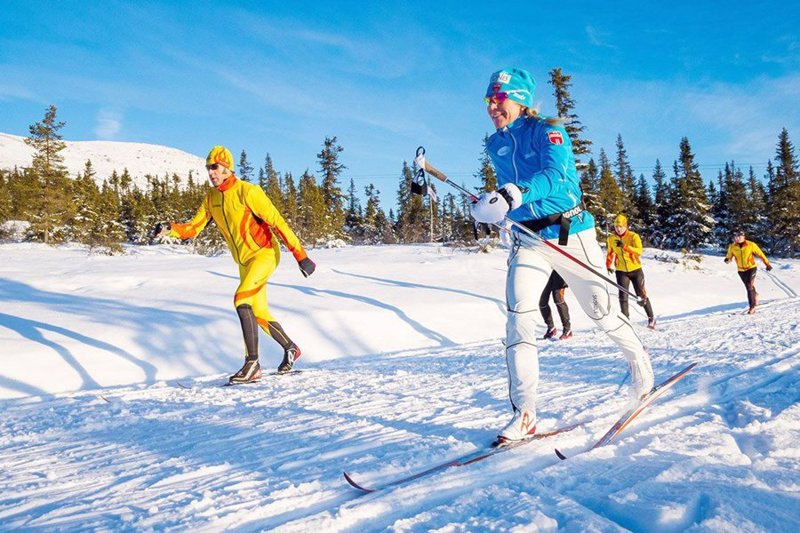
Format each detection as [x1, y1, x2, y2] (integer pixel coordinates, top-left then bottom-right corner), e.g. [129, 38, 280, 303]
[470, 67, 655, 443]
[725, 229, 772, 314]
[166, 146, 316, 384]
[605, 214, 657, 329]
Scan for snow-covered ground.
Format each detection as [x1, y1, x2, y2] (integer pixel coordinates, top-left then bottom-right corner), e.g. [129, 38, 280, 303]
[1, 243, 799, 531]
[0, 132, 205, 187]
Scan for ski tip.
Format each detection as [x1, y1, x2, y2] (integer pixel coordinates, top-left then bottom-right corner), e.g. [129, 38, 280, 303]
[343, 471, 375, 493]
[175, 381, 191, 389]
[555, 448, 567, 460]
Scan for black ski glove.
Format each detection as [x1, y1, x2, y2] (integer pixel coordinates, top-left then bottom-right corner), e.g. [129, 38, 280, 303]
[766, 264, 773, 271]
[298, 257, 316, 278]
[724, 258, 730, 263]
[615, 239, 623, 248]
[150, 221, 170, 241]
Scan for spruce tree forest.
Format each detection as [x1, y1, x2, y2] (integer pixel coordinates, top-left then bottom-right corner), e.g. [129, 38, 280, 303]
[1, 69, 798, 257]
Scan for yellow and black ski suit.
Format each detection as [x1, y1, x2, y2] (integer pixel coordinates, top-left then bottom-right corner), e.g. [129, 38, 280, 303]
[170, 175, 308, 355]
[606, 230, 654, 320]
[725, 240, 771, 309]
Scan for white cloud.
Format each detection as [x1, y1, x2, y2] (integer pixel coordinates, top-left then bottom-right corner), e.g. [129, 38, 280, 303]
[0, 83, 36, 102]
[585, 25, 617, 49]
[94, 109, 122, 139]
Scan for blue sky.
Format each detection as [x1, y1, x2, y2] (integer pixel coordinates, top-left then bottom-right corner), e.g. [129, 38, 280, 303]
[2, 1, 799, 210]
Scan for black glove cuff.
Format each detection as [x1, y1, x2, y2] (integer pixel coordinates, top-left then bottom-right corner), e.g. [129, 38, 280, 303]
[497, 187, 514, 208]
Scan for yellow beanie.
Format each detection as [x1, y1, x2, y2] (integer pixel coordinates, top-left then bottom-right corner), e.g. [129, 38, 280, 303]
[206, 146, 234, 170]
[614, 214, 628, 227]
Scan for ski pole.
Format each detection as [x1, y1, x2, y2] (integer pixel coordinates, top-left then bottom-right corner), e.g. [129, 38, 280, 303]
[416, 150, 647, 305]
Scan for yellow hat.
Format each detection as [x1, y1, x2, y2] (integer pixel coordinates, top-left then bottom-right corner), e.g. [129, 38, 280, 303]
[206, 145, 234, 170]
[614, 214, 628, 227]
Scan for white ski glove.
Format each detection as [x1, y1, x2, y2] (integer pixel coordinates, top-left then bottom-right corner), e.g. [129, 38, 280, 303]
[471, 191, 510, 224]
[498, 183, 522, 210]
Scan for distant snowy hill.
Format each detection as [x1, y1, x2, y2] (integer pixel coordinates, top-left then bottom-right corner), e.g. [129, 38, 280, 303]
[0, 132, 206, 189]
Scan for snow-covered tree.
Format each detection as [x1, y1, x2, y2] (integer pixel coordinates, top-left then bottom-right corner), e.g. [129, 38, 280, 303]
[664, 137, 714, 250]
[767, 128, 800, 256]
[317, 137, 346, 239]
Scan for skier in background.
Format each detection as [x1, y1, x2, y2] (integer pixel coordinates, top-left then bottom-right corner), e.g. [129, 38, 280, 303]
[539, 271, 572, 340]
[605, 214, 657, 329]
[166, 146, 316, 383]
[470, 67, 654, 444]
[725, 229, 772, 314]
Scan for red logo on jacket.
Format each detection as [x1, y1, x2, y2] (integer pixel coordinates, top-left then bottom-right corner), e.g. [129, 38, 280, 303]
[547, 131, 564, 145]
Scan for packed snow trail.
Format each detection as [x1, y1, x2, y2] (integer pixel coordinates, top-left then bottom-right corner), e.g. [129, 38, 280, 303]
[2, 298, 799, 531]
[2, 244, 799, 530]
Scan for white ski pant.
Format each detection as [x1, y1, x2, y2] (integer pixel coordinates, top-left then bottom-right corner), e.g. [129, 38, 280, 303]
[505, 228, 652, 413]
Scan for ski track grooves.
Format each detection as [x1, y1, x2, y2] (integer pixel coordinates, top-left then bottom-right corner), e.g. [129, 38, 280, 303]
[1, 299, 799, 531]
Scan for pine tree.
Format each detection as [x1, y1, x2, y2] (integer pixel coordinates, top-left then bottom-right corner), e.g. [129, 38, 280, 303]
[238, 150, 254, 183]
[614, 135, 638, 218]
[548, 67, 592, 167]
[651, 159, 671, 243]
[768, 128, 800, 256]
[395, 160, 427, 243]
[746, 167, 768, 240]
[317, 136, 346, 239]
[633, 174, 655, 240]
[344, 178, 363, 241]
[92, 179, 126, 253]
[70, 160, 101, 244]
[24, 105, 74, 243]
[594, 149, 624, 231]
[724, 162, 749, 241]
[298, 169, 326, 244]
[263, 154, 283, 214]
[665, 137, 713, 250]
[580, 158, 599, 210]
[282, 171, 299, 227]
[709, 171, 727, 246]
[477, 135, 497, 192]
[0, 170, 12, 231]
[362, 183, 394, 244]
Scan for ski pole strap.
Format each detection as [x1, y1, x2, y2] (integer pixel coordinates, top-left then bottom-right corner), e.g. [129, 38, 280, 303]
[517, 205, 583, 246]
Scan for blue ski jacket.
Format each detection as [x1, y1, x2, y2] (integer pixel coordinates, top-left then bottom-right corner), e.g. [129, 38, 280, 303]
[486, 115, 594, 240]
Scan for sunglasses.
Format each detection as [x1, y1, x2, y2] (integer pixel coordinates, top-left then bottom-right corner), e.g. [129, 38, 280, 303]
[206, 163, 220, 170]
[484, 92, 510, 105]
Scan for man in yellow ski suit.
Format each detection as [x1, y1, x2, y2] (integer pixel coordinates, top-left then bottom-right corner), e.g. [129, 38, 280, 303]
[725, 229, 771, 314]
[168, 146, 316, 384]
[606, 214, 656, 329]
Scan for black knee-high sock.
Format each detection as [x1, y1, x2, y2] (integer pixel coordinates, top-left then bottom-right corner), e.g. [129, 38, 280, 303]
[236, 305, 259, 360]
[267, 321, 295, 351]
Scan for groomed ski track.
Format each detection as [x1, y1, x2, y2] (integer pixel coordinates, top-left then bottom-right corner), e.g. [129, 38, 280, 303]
[2, 299, 799, 531]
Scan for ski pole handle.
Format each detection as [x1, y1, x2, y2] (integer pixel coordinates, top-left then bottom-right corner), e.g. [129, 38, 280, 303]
[422, 161, 479, 201]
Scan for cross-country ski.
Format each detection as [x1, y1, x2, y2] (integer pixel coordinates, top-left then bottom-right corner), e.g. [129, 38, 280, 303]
[344, 423, 581, 493]
[555, 362, 697, 460]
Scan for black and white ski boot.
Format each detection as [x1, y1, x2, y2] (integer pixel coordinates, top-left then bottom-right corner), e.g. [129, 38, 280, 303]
[277, 345, 301, 373]
[229, 359, 262, 384]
